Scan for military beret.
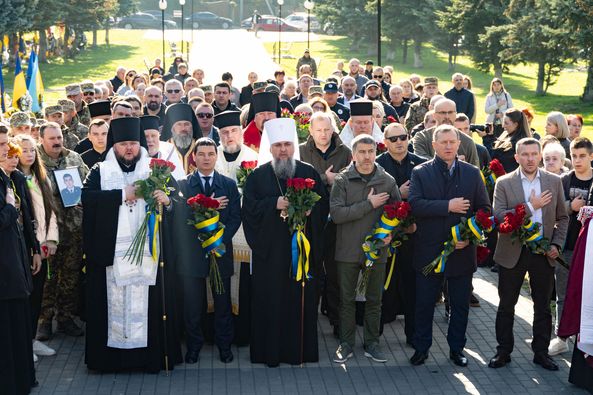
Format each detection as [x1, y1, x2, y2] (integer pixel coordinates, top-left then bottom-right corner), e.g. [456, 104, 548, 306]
[252, 81, 268, 91]
[308, 86, 323, 97]
[424, 76, 439, 86]
[65, 84, 81, 96]
[10, 111, 33, 128]
[199, 85, 212, 93]
[44, 105, 64, 116]
[81, 82, 95, 93]
[324, 83, 338, 93]
[58, 99, 76, 112]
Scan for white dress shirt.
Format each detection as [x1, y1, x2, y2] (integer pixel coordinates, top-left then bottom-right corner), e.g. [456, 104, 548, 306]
[520, 168, 543, 234]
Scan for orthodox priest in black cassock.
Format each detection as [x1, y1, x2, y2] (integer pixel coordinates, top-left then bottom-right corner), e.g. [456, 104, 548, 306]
[82, 117, 182, 372]
[242, 118, 328, 367]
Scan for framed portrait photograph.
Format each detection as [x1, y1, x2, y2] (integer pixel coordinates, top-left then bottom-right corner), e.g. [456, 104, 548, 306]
[54, 167, 83, 208]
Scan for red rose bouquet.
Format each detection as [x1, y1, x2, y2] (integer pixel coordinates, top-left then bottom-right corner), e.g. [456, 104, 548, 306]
[422, 209, 496, 275]
[281, 109, 310, 143]
[481, 159, 506, 194]
[236, 160, 257, 190]
[382, 115, 399, 129]
[376, 142, 388, 155]
[383, 201, 415, 290]
[284, 177, 321, 281]
[187, 194, 226, 294]
[124, 158, 176, 266]
[497, 203, 553, 256]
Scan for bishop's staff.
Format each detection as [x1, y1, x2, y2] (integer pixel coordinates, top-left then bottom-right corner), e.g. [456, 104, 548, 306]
[157, 202, 170, 375]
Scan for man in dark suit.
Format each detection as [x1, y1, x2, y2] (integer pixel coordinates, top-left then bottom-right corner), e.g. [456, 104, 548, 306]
[488, 137, 568, 371]
[60, 173, 81, 206]
[176, 137, 241, 364]
[408, 125, 490, 367]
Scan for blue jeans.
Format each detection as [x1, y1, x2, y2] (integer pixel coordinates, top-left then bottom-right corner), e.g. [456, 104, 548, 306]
[413, 272, 472, 353]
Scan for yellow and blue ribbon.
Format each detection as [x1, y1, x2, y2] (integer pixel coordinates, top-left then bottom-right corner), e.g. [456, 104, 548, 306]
[523, 220, 543, 242]
[146, 208, 161, 263]
[383, 241, 401, 290]
[291, 226, 311, 281]
[194, 214, 226, 257]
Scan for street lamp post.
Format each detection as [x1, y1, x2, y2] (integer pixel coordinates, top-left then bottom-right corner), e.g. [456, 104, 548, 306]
[277, 0, 284, 64]
[377, 0, 381, 66]
[179, 0, 185, 60]
[303, 0, 314, 50]
[159, 0, 167, 67]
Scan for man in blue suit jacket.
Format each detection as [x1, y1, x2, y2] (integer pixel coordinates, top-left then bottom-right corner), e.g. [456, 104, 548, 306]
[175, 137, 241, 364]
[408, 125, 490, 367]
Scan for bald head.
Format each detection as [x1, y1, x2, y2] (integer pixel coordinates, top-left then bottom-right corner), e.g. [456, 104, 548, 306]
[434, 99, 457, 126]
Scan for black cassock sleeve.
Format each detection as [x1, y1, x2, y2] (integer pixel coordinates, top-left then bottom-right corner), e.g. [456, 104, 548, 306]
[304, 166, 329, 278]
[82, 165, 123, 267]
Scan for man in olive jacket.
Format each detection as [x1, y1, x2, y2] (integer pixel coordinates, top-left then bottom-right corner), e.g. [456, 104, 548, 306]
[330, 134, 403, 364]
[300, 112, 351, 334]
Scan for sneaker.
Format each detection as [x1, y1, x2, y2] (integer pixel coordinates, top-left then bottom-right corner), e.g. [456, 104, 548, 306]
[36, 322, 52, 341]
[57, 319, 84, 337]
[548, 337, 569, 356]
[364, 344, 387, 363]
[33, 340, 56, 356]
[33, 352, 38, 363]
[333, 343, 354, 363]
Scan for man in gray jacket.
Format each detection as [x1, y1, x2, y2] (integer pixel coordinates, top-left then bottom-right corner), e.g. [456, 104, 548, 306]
[330, 134, 411, 363]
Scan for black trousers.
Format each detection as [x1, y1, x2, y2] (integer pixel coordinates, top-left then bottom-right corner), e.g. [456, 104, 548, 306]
[495, 248, 554, 355]
[30, 259, 48, 336]
[321, 221, 340, 327]
[181, 276, 233, 353]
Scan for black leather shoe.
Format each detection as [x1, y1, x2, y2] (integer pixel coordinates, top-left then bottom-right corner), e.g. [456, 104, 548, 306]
[410, 351, 428, 366]
[533, 353, 559, 371]
[57, 319, 84, 337]
[450, 351, 468, 367]
[220, 349, 234, 363]
[185, 349, 200, 364]
[488, 353, 511, 368]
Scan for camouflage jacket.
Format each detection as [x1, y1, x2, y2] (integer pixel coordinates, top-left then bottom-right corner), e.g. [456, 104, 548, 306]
[404, 96, 430, 131]
[37, 145, 89, 233]
[61, 125, 81, 151]
[77, 102, 91, 126]
[68, 118, 89, 141]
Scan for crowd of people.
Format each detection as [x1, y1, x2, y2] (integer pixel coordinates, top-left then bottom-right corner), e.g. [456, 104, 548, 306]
[1, 54, 592, 395]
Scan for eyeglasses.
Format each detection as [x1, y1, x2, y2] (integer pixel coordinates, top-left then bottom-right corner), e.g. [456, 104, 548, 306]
[127, 73, 135, 77]
[83, 92, 94, 96]
[196, 113, 214, 119]
[166, 89, 181, 94]
[386, 135, 408, 142]
[436, 111, 457, 116]
[373, 75, 383, 79]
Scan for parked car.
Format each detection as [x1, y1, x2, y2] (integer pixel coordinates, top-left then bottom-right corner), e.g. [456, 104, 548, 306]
[242, 15, 301, 32]
[185, 12, 233, 29]
[118, 12, 177, 29]
[285, 12, 321, 32]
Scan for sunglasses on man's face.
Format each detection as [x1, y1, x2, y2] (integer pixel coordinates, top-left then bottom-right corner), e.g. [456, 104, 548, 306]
[196, 113, 213, 119]
[83, 92, 94, 96]
[166, 89, 181, 94]
[386, 135, 408, 142]
[373, 75, 383, 79]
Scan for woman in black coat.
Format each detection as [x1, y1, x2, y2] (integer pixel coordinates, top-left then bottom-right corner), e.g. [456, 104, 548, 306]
[0, 137, 41, 395]
[491, 108, 532, 173]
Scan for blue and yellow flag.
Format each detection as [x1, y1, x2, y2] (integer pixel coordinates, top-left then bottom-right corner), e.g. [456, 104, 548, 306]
[13, 53, 28, 108]
[26, 50, 36, 87]
[28, 51, 44, 112]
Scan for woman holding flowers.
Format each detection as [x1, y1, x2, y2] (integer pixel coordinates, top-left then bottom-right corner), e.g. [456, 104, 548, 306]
[408, 125, 490, 368]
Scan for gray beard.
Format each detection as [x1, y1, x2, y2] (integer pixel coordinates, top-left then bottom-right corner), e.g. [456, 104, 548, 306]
[223, 143, 240, 154]
[172, 133, 193, 149]
[271, 157, 296, 179]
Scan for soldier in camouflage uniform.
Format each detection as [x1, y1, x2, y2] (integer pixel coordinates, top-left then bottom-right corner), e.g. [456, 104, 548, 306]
[58, 99, 89, 142]
[80, 82, 96, 105]
[65, 83, 91, 126]
[44, 104, 80, 151]
[36, 121, 89, 339]
[8, 111, 34, 136]
[404, 76, 440, 132]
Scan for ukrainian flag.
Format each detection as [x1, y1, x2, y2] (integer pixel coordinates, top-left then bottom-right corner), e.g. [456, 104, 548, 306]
[13, 53, 28, 108]
[28, 51, 44, 112]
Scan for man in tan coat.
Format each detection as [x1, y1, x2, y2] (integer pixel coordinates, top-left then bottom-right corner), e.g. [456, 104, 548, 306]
[489, 137, 568, 371]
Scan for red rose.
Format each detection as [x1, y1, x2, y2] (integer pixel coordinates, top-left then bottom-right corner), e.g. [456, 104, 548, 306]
[394, 201, 411, 220]
[515, 203, 526, 217]
[475, 209, 493, 230]
[489, 159, 505, 177]
[340, 120, 346, 127]
[387, 115, 397, 124]
[477, 246, 491, 263]
[241, 161, 257, 170]
[499, 213, 517, 233]
[377, 142, 386, 152]
[383, 203, 398, 218]
[286, 178, 293, 188]
[304, 178, 315, 189]
[295, 178, 306, 190]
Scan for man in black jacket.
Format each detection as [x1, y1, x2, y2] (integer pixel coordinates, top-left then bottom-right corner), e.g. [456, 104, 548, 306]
[444, 73, 475, 122]
[408, 125, 490, 367]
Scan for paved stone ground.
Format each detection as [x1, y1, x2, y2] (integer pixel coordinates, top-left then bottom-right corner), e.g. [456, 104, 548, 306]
[31, 266, 586, 395]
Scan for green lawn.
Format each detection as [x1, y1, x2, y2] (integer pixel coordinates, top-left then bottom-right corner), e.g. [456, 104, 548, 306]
[267, 37, 593, 138]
